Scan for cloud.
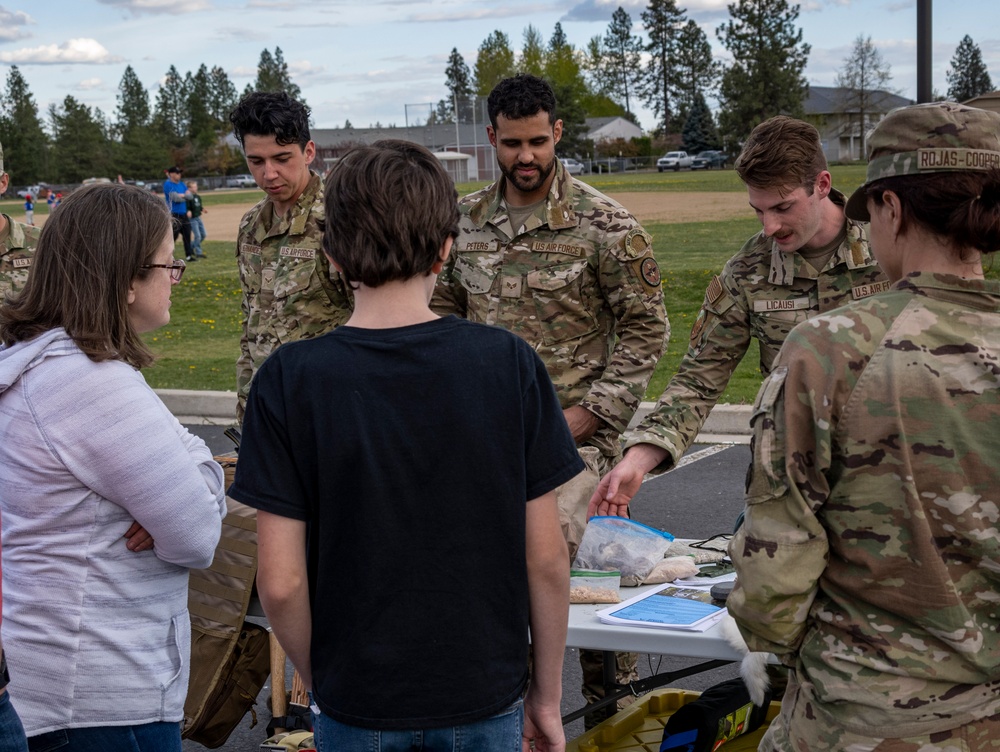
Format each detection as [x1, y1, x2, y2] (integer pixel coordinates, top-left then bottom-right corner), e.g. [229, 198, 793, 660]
[0, 6, 34, 42]
[407, 4, 558, 23]
[77, 77, 105, 90]
[0, 38, 124, 65]
[96, 0, 210, 15]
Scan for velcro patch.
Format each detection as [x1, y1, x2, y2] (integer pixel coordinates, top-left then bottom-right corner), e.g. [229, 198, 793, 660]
[240, 244, 262, 255]
[632, 257, 661, 294]
[12, 257, 31, 268]
[529, 240, 584, 256]
[706, 275, 724, 304]
[500, 275, 522, 298]
[623, 228, 653, 258]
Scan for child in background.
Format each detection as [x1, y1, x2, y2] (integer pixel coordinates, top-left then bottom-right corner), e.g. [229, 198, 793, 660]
[22, 196, 33, 226]
[186, 181, 207, 260]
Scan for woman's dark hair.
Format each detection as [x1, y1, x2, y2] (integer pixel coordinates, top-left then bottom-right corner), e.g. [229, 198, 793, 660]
[0, 183, 172, 369]
[323, 140, 458, 289]
[866, 167, 1000, 256]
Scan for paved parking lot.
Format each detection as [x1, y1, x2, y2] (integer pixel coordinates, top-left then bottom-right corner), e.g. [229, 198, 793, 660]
[182, 425, 750, 749]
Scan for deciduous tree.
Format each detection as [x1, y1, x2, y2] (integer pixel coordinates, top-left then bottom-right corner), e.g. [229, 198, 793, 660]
[835, 34, 893, 156]
[716, 0, 810, 147]
[520, 25, 546, 77]
[474, 31, 515, 96]
[946, 35, 993, 102]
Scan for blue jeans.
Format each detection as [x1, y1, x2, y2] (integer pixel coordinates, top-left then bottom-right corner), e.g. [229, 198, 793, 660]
[0, 691, 28, 752]
[312, 699, 523, 752]
[27, 721, 181, 752]
[190, 216, 206, 257]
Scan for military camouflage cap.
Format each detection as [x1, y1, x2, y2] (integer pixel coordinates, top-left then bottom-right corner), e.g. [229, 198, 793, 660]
[846, 101, 1000, 220]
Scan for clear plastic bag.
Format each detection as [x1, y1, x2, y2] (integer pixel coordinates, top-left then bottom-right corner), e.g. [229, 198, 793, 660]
[569, 569, 622, 604]
[572, 516, 674, 586]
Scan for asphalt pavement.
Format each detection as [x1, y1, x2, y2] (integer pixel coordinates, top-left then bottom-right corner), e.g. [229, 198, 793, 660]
[181, 418, 751, 750]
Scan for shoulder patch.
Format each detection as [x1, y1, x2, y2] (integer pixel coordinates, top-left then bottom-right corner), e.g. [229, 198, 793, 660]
[623, 228, 653, 258]
[632, 257, 662, 294]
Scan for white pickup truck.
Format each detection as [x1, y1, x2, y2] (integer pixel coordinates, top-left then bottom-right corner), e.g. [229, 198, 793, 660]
[656, 151, 694, 172]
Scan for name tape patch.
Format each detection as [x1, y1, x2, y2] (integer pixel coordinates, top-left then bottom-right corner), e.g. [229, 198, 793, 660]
[918, 148, 1000, 171]
[753, 297, 810, 312]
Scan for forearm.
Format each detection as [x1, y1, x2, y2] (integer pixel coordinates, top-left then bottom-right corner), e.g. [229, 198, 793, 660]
[259, 575, 313, 689]
[526, 494, 569, 704]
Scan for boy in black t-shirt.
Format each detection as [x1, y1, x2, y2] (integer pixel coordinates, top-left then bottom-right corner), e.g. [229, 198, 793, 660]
[229, 140, 581, 752]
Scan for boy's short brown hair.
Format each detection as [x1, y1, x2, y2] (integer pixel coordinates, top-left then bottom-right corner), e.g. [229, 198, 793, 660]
[323, 140, 459, 289]
[735, 116, 828, 194]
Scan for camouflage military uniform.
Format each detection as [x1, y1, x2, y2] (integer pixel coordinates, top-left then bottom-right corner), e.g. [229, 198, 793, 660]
[431, 160, 668, 713]
[0, 214, 39, 302]
[625, 190, 890, 472]
[236, 171, 352, 422]
[728, 272, 1000, 750]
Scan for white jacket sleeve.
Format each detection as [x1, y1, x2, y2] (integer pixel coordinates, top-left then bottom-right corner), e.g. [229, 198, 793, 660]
[30, 357, 226, 569]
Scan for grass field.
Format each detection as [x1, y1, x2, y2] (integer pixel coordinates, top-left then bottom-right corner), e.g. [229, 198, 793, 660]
[5, 163, 988, 405]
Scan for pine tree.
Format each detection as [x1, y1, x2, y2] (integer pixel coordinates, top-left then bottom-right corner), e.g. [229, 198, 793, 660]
[602, 6, 643, 116]
[474, 31, 516, 96]
[113, 66, 166, 178]
[0, 66, 48, 184]
[207, 66, 239, 129]
[681, 91, 719, 153]
[716, 0, 810, 147]
[49, 96, 112, 182]
[252, 47, 304, 104]
[439, 48, 475, 123]
[835, 35, 893, 156]
[640, 0, 686, 135]
[946, 35, 993, 102]
[673, 20, 721, 127]
[153, 65, 189, 145]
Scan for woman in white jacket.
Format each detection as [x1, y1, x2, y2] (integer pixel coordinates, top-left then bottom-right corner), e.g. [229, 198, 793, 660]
[0, 183, 227, 751]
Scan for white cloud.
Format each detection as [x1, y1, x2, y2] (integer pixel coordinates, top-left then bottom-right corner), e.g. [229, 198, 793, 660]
[0, 6, 34, 42]
[0, 38, 124, 65]
[77, 77, 104, 90]
[96, 0, 210, 15]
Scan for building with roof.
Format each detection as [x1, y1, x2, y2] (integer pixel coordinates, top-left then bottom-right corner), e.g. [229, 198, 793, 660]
[802, 85, 914, 162]
[964, 90, 1000, 113]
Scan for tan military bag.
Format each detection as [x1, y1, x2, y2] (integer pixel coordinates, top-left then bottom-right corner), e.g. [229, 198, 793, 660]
[182, 456, 271, 748]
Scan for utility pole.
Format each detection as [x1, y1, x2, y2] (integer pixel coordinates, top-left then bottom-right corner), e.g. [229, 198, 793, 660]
[917, 0, 932, 103]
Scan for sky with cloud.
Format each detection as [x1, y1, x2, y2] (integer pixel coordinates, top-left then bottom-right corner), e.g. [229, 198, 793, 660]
[0, 0, 997, 136]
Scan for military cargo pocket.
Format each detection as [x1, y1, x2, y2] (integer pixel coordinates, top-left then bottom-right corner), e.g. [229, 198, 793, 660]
[273, 255, 317, 299]
[526, 260, 598, 344]
[238, 251, 262, 294]
[745, 366, 789, 502]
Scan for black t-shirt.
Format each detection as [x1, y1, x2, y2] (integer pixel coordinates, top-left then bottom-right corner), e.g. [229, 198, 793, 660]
[230, 315, 583, 729]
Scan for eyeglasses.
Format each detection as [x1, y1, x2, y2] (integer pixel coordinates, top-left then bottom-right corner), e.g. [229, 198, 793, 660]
[141, 258, 186, 282]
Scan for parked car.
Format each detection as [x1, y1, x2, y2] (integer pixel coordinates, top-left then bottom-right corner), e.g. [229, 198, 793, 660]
[690, 150, 727, 170]
[81, 177, 112, 185]
[656, 151, 694, 172]
[561, 157, 586, 176]
[226, 174, 257, 189]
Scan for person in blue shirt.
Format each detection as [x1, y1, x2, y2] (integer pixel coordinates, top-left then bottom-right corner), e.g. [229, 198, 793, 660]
[162, 166, 194, 261]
